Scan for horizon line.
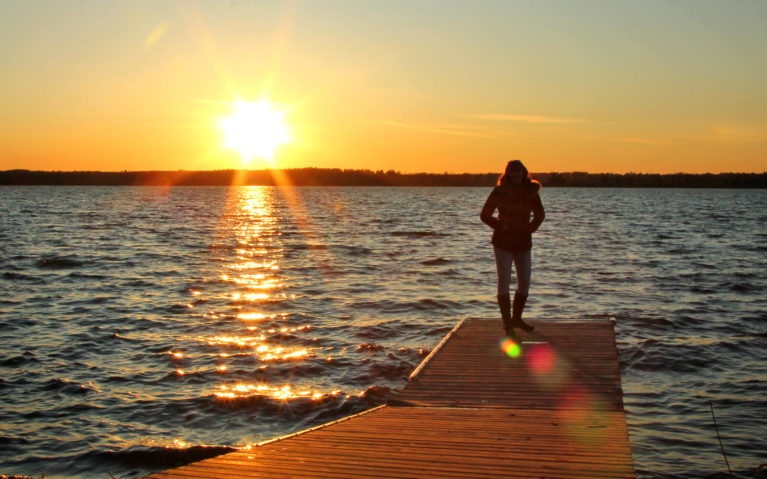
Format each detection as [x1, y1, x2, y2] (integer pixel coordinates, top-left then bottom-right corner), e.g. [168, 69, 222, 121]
[3, 168, 766, 176]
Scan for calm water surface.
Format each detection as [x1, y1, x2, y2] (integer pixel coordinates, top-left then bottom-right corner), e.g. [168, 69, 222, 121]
[1, 186, 765, 478]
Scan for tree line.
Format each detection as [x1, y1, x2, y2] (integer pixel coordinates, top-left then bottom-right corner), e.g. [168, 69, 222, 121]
[1, 168, 765, 188]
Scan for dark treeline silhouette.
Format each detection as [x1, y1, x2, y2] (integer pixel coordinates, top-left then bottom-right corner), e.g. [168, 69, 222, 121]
[1, 168, 766, 188]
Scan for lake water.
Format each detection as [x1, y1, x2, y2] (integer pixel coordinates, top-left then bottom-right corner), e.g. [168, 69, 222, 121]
[1, 186, 765, 478]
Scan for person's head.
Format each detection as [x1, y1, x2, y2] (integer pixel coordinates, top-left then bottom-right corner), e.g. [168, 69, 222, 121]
[498, 159, 530, 187]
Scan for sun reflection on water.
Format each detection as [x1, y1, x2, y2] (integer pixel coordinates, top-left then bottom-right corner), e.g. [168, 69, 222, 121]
[199, 187, 331, 400]
[206, 335, 266, 347]
[215, 383, 343, 400]
[236, 312, 286, 321]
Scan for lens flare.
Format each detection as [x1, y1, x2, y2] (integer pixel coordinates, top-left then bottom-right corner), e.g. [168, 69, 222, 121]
[556, 386, 613, 445]
[501, 338, 521, 358]
[527, 343, 555, 373]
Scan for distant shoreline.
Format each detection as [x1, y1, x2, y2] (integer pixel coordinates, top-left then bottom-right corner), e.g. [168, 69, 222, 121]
[1, 168, 765, 188]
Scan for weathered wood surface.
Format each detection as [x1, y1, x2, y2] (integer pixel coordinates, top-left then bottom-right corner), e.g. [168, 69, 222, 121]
[146, 318, 634, 478]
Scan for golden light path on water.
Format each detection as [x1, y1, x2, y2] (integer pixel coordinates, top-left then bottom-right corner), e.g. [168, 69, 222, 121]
[202, 186, 359, 411]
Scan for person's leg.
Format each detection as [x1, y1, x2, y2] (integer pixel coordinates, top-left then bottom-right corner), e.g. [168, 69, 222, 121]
[494, 245, 514, 296]
[512, 249, 534, 332]
[513, 249, 531, 296]
[493, 245, 514, 334]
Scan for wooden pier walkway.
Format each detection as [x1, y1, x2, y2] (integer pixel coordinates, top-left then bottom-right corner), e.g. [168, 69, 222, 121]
[146, 318, 634, 478]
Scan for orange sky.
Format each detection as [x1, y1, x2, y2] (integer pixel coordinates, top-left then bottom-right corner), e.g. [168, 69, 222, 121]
[1, 1, 765, 173]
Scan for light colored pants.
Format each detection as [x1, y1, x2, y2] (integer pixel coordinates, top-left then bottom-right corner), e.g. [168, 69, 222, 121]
[493, 246, 531, 296]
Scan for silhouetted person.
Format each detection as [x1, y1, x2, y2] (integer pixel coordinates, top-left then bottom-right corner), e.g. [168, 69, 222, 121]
[480, 160, 545, 335]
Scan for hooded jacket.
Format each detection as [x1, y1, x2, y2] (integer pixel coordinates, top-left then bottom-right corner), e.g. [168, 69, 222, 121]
[480, 180, 545, 251]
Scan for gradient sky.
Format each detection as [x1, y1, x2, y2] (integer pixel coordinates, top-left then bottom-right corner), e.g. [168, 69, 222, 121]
[1, 0, 766, 173]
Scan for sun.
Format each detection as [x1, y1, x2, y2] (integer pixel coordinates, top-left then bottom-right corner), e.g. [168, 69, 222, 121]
[219, 99, 291, 163]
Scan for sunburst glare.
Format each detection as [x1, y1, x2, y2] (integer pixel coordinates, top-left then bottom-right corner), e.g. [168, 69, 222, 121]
[219, 99, 291, 163]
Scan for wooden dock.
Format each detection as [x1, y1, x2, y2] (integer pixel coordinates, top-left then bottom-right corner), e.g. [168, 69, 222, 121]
[146, 318, 634, 478]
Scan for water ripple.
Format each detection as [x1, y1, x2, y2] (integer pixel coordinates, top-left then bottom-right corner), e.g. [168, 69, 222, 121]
[0, 186, 765, 478]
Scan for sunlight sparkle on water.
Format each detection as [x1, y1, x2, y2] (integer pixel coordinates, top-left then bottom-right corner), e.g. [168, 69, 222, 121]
[215, 383, 340, 400]
[227, 275, 281, 290]
[206, 335, 266, 347]
[206, 188, 327, 414]
[236, 312, 289, 321]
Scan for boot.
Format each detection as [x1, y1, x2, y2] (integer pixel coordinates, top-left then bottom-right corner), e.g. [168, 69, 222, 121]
[497, 293, 514, 336]
[512, 292, 534, 332]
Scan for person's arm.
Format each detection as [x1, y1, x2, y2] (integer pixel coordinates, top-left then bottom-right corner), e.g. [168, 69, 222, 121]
[480, 191, 501, 229]
[528, 194, 545, 232]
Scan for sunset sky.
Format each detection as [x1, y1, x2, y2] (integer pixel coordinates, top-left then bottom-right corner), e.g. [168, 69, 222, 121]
[1, 0, 765, 173]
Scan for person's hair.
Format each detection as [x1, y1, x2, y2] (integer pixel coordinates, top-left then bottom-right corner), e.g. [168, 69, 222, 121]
[497, 159, 531, 187]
